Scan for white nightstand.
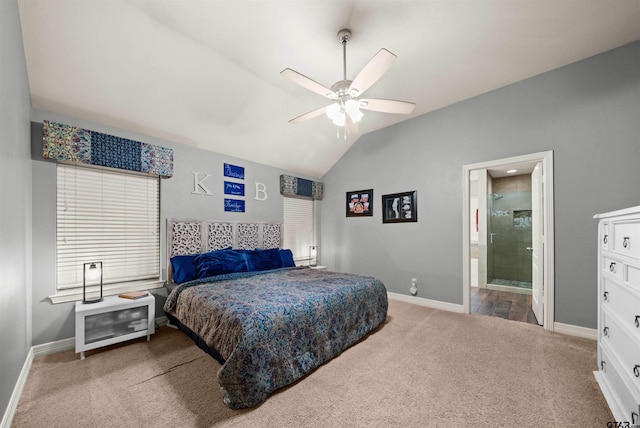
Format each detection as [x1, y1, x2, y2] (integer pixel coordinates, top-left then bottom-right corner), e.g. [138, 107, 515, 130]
[75, 294, 155, 359]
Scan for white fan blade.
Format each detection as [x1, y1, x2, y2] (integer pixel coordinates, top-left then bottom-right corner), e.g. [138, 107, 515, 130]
[281, 68, 337, 99]
[359, 98, 415, 114]
[348, 49, 396, 97]
[289, 106, 327, 124]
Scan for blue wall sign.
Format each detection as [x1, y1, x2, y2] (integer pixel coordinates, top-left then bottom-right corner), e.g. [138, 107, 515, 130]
[224, 163, 244, 180]
[224, 198, 245, 213]
[224, 181, 245, 196]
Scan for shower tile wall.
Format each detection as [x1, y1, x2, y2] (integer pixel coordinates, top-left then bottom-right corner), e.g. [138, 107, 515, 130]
[490, 175, 532, 284]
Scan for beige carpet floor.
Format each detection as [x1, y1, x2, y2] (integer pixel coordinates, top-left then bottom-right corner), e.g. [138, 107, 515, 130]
[12, 299, 612, 427]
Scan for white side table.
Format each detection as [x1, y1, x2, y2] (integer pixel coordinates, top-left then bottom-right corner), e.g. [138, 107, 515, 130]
[75, 294, 155, 359]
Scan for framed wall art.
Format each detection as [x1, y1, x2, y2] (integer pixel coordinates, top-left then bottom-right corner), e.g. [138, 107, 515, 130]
[382, 191, 417, 223]
[346, 189, 373, 217]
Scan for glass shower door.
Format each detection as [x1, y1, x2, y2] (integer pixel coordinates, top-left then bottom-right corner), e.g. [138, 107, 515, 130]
[486, 189, 533, 291]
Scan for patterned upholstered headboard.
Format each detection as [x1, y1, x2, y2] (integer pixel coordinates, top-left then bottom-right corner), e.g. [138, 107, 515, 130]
[166, 218, 283, 283]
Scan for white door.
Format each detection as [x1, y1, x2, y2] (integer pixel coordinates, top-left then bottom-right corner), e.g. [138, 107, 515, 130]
[531, 162, 544, 325]
[477, 169, 488, 289]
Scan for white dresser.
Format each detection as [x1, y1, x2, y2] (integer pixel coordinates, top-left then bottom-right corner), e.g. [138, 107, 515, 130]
[594, 206, 640, 424]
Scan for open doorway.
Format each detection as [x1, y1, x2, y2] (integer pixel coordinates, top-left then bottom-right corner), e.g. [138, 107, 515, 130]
[462, 151, 555, 330]
[478, 172, 538, 324]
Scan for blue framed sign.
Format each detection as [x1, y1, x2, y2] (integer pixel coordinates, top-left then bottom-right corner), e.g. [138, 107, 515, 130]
[224, 198, 245, 213]
[224, 181, 245, 196]
[224, 163, 244, 180]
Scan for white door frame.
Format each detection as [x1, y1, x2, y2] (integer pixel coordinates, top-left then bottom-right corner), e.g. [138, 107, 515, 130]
[462, 150, 555, 330]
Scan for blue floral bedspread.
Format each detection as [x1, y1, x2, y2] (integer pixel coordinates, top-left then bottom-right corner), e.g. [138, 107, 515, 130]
[164, 267, 388, 409]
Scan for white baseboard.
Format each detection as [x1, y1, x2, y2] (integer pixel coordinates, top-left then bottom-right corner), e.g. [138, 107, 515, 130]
[32, 337, 75, 356]
[553, 322, 597, 340]
[387, 292, 597, 340]
[0, 348, 33, 428]
[387, 292, 464, 313]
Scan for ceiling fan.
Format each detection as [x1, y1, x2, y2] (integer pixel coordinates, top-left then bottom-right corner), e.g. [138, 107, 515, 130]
[281, 29, 416, 137]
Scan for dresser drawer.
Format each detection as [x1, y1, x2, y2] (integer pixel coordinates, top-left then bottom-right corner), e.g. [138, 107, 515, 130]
[603, 256, 624, 282]
[627, 264, 640, 292]
[598, 345, 640, 424]
[601, 311, 640, 392]
[602, 277, 640, 335]
[601, 222, 611, 251]
[612, 220, 640, 260]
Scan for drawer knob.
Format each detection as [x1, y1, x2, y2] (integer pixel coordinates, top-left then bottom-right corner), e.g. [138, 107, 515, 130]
[603, 326, 609, 337]
[609, 262, 616, 272]
[634, 365, 640, 378]
[603, 291, 609, 302]
[603, 234, 608, 244]
[636, 315, 639, 328]
[623, 236, 630, 248]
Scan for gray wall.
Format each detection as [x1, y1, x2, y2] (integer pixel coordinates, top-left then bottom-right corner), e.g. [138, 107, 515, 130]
[320, 41, 640, 329]
[0, 0, 33, 419]
[30, 111, 305, 345]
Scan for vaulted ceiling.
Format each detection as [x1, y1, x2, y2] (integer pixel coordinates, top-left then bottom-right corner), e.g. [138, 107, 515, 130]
[18, 0, 640, 178]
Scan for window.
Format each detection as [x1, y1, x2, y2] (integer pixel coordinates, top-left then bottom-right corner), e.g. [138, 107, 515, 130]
[283, 197, 316, 264]
[53, 164, 160, 302]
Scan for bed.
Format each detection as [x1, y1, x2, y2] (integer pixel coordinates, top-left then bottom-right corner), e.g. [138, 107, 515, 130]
[163, 219, 388, 409]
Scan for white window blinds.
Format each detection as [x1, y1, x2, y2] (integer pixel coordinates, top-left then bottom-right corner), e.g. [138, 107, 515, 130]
[283, 197, 315, 263]
[56, 164, 160, 289]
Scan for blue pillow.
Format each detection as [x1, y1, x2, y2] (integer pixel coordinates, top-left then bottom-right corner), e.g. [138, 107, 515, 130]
[245, 248, 283, 272]
[280, 249, 296, 268]
[195, 249, 249, 278]
[170, 255, 198, 284]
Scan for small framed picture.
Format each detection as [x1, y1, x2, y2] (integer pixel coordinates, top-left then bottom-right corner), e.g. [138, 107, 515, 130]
[382, 191, 417, 223]
[346, 189, 373, 217]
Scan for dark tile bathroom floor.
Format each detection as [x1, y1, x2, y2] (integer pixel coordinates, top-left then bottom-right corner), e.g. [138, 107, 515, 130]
[471, 288, 539, 325]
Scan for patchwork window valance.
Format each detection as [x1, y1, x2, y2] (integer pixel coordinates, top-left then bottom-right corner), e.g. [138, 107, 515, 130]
[280, 175, 323, 200]
[42, 120, 173, 178]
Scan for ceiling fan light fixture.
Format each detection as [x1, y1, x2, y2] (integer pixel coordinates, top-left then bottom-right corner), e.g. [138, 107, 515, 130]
[325, 102, 341, 120]
[344, 99, 358, 113]
[345, 99, 363, 123]
[350, 109, 364, 123]
[332, 112, 346, 127]
[327, 100, 363, 126]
